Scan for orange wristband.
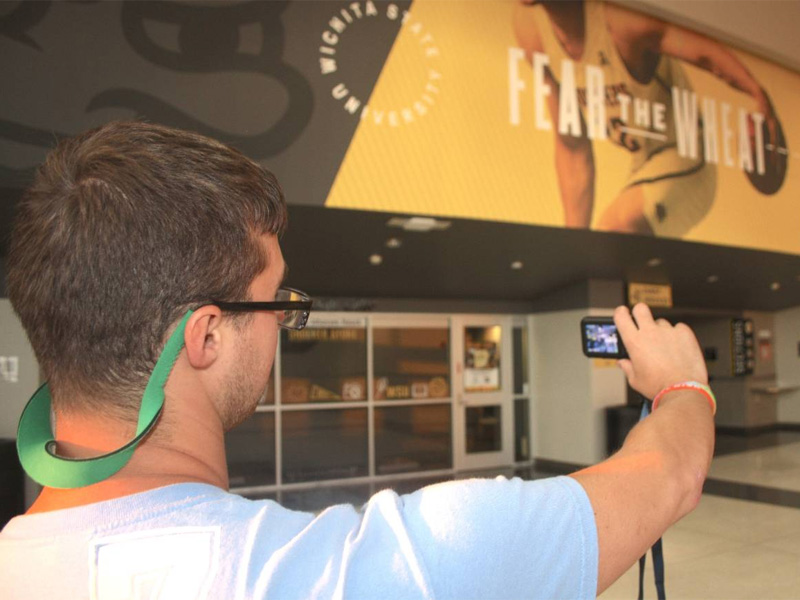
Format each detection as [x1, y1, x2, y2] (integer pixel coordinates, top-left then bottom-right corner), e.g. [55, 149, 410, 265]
[652, 381, 716, 415]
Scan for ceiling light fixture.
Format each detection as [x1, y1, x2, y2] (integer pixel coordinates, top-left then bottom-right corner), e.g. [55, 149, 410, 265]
[387, 216, 451, 232]
[385, 238, 402, 249]
[646, 257, 662, 267]
[369, 254, 383, 266]
[707, 275, 719, 283]
[510, 261, 523, 270]
[770, 282, 781, 291]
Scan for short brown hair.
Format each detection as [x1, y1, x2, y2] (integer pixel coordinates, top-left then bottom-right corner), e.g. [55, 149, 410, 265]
[6, 121, 287, 414]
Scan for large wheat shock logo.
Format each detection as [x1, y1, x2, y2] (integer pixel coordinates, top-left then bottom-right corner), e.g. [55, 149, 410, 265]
[317, 1, 441, 126]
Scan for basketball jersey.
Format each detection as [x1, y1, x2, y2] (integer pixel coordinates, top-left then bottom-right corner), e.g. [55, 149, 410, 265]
[529, 1, 694, 175]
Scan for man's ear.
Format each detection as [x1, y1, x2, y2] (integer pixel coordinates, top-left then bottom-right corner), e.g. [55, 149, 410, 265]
[184, 306, 225, 369]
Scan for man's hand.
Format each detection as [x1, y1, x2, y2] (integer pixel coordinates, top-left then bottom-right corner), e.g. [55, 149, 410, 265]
[613, 303, 707, 399]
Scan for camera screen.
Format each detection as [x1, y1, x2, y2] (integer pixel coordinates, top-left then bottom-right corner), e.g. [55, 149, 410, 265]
[585, 324, 619, 354]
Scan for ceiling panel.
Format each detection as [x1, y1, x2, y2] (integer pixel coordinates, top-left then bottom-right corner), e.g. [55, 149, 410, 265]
[281, 206, 800, 312]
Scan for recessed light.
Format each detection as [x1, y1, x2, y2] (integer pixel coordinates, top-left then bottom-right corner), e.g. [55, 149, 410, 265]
[387, 216, 451, 232]
[369, 254, 383, 266]
[707, 275, 719, 283]
[646, 257, 662, 267]
[510, 261, 523, 270]
[385, 238, 402, 249]
[770, 282, 781, 291]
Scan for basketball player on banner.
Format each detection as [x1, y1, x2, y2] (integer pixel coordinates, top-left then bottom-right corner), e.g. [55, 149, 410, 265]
[513, 0, 786, 236]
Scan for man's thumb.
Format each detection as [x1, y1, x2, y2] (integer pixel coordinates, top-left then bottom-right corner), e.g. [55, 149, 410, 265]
[617, 359, 634, 382]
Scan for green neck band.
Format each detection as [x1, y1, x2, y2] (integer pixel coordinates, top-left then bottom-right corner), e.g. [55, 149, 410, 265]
[16, 311, 193, 489]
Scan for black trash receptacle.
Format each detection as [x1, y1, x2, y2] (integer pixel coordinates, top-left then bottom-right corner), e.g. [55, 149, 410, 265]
[0, 439, 25, 528]
[605, 405, 641, 456]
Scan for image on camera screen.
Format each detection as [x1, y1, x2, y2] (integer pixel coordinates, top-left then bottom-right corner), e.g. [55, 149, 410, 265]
[586, 324, 619, 354]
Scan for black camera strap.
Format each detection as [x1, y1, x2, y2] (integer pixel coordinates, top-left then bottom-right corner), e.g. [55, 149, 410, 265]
[638, 537, 665, 600]
[637, 400, 666, 600]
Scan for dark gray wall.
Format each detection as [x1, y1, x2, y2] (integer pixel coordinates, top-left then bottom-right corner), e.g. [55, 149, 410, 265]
[0, 0, 410, 253]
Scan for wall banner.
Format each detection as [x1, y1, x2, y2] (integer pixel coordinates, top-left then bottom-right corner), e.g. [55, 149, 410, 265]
[326, 0, 800, 254]
[1, 1, 798, 254]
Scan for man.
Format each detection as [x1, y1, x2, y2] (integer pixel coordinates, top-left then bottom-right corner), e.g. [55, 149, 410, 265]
[0, 121, 714, 598]
[513, 0, 778, 236]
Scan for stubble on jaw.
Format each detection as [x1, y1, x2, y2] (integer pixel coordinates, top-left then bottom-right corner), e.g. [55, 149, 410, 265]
[219, 336, 270, 431]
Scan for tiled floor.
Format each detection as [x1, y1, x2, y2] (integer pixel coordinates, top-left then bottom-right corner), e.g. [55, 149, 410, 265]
[710, 440, 800, 492]
[600, 494, 800, 599]
[264, 428, 800, 599]
[599, 430, 800, 599]
[602, 431, 800, 600]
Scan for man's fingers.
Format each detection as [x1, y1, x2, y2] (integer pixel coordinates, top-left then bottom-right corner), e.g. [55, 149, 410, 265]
[614, 305, 637, 341]
[617, 358, 634, 382]
[632, 303, 655, 328]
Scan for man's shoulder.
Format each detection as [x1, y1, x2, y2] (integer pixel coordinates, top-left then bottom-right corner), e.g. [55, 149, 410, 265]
[1, 483, 284, 540]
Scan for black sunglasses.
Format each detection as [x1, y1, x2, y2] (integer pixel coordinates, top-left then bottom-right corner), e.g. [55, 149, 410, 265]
[212, 287, 312, 330]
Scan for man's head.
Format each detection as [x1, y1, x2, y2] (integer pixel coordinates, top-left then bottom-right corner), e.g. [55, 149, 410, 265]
[6, 121, 288, 421]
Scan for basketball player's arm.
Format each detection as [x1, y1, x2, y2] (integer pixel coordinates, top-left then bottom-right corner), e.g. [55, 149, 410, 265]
[660, 26, 774, 120]
[512, 2, 595, 228]
[570, 304, 715, 595]
[659, 24, 778, 146]
[550, 71, 595, 228]
[607, 5, 776, 130]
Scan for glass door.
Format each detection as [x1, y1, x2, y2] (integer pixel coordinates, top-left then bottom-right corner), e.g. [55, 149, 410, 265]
[452, 316, 514, 471]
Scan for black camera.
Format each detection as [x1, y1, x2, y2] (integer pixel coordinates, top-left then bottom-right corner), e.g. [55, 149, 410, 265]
[580, 317, 628, 359]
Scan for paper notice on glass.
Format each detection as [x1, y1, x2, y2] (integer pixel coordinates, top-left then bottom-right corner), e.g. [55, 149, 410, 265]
[464, 367, 500, 391]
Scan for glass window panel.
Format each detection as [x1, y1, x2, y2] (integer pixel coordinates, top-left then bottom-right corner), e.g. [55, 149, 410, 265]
[375, 405, 452, 475]
[464, 326, 502, 393]
[280, 327, 367, 404]
[282, 409, 368, 483]
[373, 327, 450, 400]
[466, 405, 502, 453]
[513, 326, 529, 396]
[225, 412, 275, 487]
[514, 398, 530, 462]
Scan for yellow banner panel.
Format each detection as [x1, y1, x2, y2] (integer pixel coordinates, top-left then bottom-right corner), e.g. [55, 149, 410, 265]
[327, 0, 800, 256]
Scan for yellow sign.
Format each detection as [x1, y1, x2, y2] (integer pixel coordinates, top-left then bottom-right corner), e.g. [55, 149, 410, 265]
[628, 283, 673, 308]
[592, 358, 618, 369]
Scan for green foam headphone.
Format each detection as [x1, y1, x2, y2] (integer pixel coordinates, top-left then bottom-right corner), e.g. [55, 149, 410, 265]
[16, 311, 192, 489]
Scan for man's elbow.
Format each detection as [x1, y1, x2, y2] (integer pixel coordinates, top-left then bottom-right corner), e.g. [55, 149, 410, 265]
[675, 461, 706, 518]
[666, 443, 711, 522]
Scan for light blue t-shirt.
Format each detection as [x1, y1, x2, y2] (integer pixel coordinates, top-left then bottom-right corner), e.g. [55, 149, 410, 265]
[0, 476, 597, 599]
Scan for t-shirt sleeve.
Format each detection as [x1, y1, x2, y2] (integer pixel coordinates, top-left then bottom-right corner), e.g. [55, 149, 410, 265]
[248, 476, 597, 599]
[399, 475, 598, 600]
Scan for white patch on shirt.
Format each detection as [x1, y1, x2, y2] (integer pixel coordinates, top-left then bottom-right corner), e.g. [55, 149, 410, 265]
[89, 526, 220, 600]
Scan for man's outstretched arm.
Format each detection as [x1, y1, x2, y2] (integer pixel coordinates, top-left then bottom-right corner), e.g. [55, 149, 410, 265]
[571, 304, 715, 594]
